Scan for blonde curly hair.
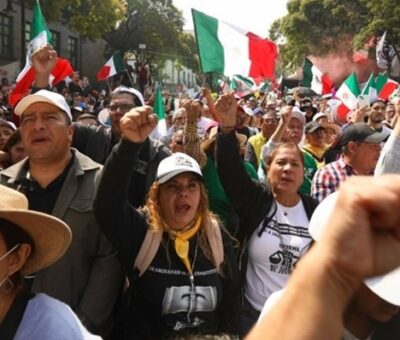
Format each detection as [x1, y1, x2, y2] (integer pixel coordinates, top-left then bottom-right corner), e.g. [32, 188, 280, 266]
[142, 179, 219, 263]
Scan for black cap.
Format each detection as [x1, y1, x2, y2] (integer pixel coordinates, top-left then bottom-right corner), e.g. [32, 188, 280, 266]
[339, 123, 390, 147]
[305, 121, 324, 134]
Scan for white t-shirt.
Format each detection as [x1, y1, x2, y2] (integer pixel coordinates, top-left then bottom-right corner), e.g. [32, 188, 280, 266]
[245, 200, 312, 311]
[15, 293, 101, 340]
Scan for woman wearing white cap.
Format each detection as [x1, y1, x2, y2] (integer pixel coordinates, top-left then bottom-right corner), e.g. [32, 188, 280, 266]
[0, 185, 101, 339]
[94, 106, 240, 339]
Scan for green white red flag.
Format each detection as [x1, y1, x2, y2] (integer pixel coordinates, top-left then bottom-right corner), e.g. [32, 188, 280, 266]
[360, 73, 377, 103]
[150, 84, 167, 140]
[192, 9, 277, 79]
[301, 58, 334, 95]
[335, 73, 360, 121]
[375, 73, 399, 100]
[9, 0, 73, 106]
[230, 75, 257, 97]
[97, 52, 125, 81]
[336, 73, 360, 109]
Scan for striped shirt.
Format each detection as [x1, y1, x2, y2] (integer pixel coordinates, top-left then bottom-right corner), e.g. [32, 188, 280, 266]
[311, 157, 355, 202]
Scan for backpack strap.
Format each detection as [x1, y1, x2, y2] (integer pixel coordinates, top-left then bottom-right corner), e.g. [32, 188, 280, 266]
[205, 217, 224, 270]
[133, 228, 163, 278]
[0, 292, 34, 340]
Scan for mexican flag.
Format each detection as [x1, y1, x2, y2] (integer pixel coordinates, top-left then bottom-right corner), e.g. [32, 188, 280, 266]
[258, 81, 270, 93]
[301, 58, 334, 95]
[360, 73, 377, 103]
[150, 85, 167, 140]
[97, 52, 125, 81]
[230, 75, 257, 97]
[9, 0, 73, 107]
[375, 73, 399, 100]
[192, 9, 277, 79]
[336, 73, 360, 110]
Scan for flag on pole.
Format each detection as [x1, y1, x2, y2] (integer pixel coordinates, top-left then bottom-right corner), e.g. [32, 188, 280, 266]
[150, 85, 167, 140]
[258, 81, 270, 93]
[97, 52, 125, 81]
[336, 73, 360, 110]
[376, 31, 389, 69]
[230, 75, 257, 97]
[301, 58, 334, 95]
[360, 73, 377, 103]
[192, 9, 277, 79]
[375, 73, 399, 100]
[9, 0, 73, 107]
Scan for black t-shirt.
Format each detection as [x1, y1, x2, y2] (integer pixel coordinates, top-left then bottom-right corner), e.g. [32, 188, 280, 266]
[20, 154, 75, 214]
[127, 234, 225, 339]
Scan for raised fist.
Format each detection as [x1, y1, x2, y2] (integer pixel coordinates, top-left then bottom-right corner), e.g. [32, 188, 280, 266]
[215, 91, 237, 128]
[182, 100, 201, 124]
[120, 106, 158, 143]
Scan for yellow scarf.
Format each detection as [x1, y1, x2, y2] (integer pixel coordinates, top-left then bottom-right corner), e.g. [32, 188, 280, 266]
[166, 215, 202, 274]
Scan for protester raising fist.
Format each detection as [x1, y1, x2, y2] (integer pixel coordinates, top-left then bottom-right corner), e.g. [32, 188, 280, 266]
[120, 106, 158, 143]
[215, 91, 237, 131]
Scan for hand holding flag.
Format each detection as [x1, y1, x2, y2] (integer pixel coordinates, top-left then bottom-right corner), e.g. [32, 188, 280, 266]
[9, 0, 73, 107]
[31, 45, 57, 86]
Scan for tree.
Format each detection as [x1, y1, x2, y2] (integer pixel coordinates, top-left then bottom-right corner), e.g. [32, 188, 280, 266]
[269, 0, 400, 73]
[26, 0, 126, 40]
[104, 0, 199, 76]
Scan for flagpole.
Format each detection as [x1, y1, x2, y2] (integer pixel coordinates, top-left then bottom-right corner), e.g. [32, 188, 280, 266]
[20, 0, 26, 69]
[125, 69, 135, 88]
[106, 77, 113, 94]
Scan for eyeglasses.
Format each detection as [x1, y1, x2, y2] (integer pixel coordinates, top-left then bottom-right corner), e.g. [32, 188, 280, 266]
[109, 103, 135, 112]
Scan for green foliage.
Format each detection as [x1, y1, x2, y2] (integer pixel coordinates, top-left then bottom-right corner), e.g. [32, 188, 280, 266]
[269, 0, 400, 71]
[104, 0, 199, 74]
[26, 0, 125, 40]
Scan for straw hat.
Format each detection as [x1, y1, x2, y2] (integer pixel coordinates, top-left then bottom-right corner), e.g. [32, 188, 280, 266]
[204, 126, 247, 150]
[0, 185, 71, 275]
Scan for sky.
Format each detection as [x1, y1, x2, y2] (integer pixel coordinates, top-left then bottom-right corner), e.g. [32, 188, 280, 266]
[172, 0, 288, 38]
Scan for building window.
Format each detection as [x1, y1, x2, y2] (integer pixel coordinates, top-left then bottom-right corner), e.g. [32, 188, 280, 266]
[25, 22, 31, 47]
[50, 30, 60, 55]
[0, 14, 12, 58]
[68, 36, 78, 68]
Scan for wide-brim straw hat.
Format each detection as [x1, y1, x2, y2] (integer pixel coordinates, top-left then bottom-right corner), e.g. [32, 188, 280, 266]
[202, 126, 247, 151]
[0, 185, 71, 275]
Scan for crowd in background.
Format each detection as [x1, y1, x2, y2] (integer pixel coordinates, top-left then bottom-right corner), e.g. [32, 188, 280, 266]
[1, 45, 400, 340]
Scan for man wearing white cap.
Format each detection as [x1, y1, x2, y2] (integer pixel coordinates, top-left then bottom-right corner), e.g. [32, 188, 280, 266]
[31, 46, 171, 209]
[0, 90, 123, 337]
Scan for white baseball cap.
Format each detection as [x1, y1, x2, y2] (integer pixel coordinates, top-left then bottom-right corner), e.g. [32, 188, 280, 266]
[112, 86, 145, 106]
[14, 90, 72, 121]
[309, 192, 400, 306]
[290, 106, 305, 125]
[312, 112, 329, 122]
[157, 153, 202, 184]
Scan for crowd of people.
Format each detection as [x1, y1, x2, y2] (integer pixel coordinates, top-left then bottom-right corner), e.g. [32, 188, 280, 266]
[0, 45, 400, 340]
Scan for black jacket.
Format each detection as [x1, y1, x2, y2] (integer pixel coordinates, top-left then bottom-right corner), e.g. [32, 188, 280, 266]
[72, 124, 170, 208]
[94, 139, 241, 339]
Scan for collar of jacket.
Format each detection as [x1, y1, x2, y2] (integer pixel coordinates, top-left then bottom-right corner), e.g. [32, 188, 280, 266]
[1, 148, 101, 185]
